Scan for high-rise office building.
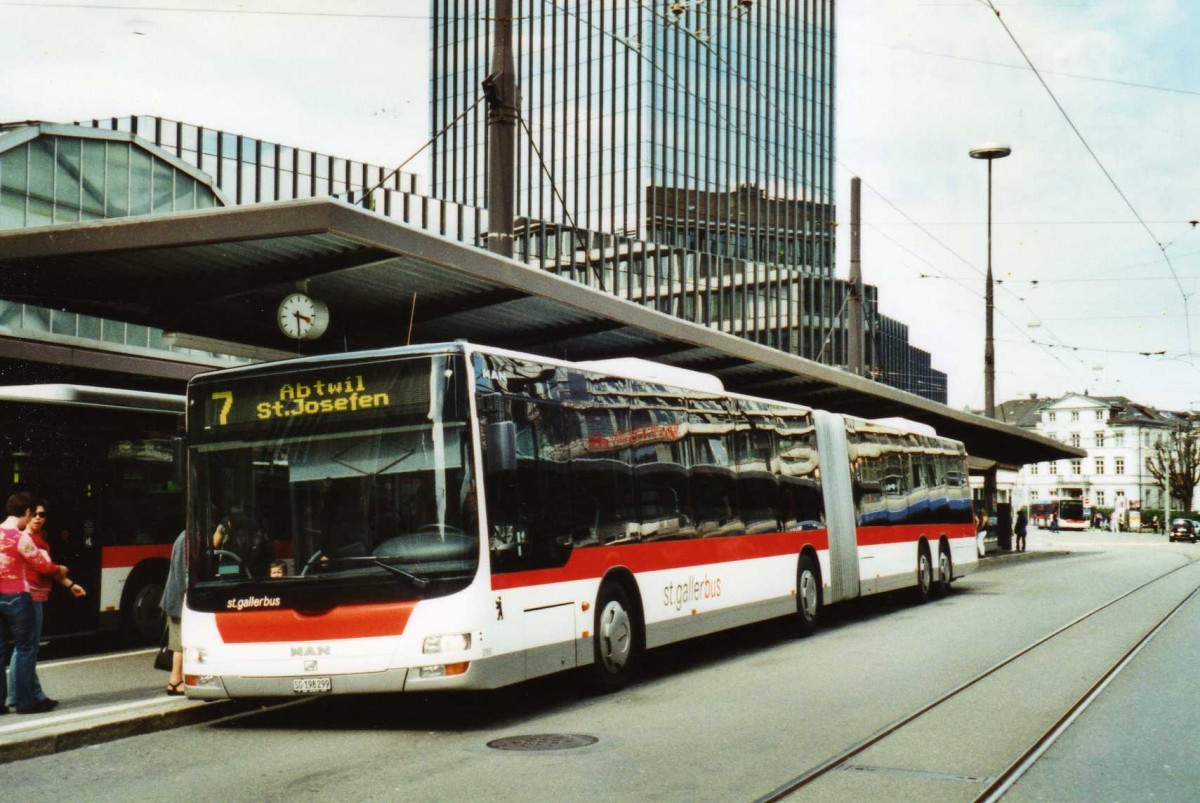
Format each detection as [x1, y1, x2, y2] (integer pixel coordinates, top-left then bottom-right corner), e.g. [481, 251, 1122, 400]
[433, 2, 833, 249]
[430, 2, 946, 402]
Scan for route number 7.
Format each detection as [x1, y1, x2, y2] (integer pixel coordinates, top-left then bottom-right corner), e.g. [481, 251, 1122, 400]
[211, 391, 234, 426]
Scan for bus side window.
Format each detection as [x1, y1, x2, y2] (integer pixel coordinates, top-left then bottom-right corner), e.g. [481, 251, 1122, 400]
[485, 400, 574, 573]
[689, 400, 743, 537]
[570, 406, 637, 545]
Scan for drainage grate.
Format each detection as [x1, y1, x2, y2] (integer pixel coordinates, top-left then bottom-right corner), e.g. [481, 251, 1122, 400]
[487, 734, 599, 752]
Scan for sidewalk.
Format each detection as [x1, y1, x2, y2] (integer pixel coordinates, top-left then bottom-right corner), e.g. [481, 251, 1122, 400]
[0, 648, 245, 765]
[975, 545, 1071, 572]
[0, 693, 237, 764]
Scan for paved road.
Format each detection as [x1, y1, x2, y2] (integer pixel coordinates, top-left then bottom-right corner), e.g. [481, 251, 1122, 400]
[2, 527, 1197, 801]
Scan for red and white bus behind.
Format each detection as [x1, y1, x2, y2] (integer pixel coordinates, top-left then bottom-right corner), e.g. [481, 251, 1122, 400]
[0, 384, 185, 642]
[1030, 499, 1087, 531]
[182, 343, 976, 698]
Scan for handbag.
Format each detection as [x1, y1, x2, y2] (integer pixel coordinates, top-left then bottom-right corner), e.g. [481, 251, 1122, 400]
[153, 623, 173, 672]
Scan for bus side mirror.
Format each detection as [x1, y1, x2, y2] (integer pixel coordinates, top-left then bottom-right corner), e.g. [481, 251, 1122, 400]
[487, 421, 517, 474]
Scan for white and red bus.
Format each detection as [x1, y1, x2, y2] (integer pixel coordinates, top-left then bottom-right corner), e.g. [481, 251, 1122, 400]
[0, 384, 185, 641]
[182, 343, 976, 698]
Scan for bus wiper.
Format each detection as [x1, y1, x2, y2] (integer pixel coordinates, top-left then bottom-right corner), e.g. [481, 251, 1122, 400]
[371, 558, 430, 589]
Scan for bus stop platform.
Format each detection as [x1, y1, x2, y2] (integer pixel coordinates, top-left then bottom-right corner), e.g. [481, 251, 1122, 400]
[0, 546, 1066, 766]
[0, 647, 249, 765]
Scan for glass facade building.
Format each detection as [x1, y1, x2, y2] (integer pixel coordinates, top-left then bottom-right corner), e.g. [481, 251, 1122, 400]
[432, 1, 834, 253]
[430, 1, 947, 402]
[0, 122, 235, 366]
[0, 124, 221, 230]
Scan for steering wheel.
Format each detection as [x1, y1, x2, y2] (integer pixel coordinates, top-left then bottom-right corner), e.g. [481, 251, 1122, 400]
[300, 549, 325, 577]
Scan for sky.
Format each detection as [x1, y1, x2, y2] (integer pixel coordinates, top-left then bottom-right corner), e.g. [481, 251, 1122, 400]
[1, 0, 1198, 413]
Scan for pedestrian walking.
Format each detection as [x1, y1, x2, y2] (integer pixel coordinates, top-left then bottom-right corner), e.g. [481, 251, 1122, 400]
[1050, 512, 1059, 533]
[0, 491, 67, 714]
[6, 499, 86, 710]
[1014, 509, 1028, 553]
[975, 507, 988, 558]
[159, 531, 185, 696]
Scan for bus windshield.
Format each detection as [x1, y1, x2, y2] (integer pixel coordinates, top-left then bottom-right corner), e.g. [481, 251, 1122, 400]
[1058, 499, 1084, 521]
[187, 353, 478, 603]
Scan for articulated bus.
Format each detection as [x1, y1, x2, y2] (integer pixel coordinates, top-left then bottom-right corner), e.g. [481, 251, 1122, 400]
[0, 384, 185, 641]
[1030, 499, 1087, 530]
[182, 342, 976, 699]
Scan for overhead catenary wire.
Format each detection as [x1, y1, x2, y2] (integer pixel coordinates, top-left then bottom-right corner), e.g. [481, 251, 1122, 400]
[981, 0, 1195, 366]
[864, 220, 1092, 382]
[855, 176, 1092, 378]
[872, 41, 1200, 99]
[351, 95, 487, 209]
[486, 1, 1097, 391]
[0, 1, 439, 19]
[515, 112, 600, 285]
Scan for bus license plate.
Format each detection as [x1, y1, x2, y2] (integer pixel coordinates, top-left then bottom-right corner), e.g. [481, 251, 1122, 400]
[292, 677, 332, 694]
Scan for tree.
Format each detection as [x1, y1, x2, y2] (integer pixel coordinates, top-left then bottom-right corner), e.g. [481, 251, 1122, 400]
[1145, 416, 1200, 511]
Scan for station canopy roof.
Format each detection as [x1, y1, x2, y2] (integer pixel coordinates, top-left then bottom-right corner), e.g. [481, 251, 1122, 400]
[0, 197, 1082, 469]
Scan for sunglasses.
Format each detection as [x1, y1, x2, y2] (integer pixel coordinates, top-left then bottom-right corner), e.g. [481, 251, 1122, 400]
[32, 511, 47, 519]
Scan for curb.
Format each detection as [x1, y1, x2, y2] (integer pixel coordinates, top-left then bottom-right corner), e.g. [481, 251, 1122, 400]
[0, 699, 249, 766]
[973, 549, 1073, 573]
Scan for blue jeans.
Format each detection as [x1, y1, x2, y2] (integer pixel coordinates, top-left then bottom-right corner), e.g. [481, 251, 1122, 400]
[6, 600, 44, 707]
[0, 592, 37, 711]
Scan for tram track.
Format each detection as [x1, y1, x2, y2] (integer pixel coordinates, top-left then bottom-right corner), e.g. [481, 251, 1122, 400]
[755, 556, 1200, 802]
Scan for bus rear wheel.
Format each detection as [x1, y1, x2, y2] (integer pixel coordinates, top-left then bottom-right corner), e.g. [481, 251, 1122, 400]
[915, 545, 933, 603]
[591, 581, 641, 693]
[794, 554, 820, 637]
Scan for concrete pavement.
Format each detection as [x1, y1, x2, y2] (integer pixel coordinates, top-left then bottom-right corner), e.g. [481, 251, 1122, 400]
[0, 540, 1072, 765]
[0, 647, 244, 764]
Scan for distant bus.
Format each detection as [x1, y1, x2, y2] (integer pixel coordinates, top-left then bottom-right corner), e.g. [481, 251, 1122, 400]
[1030, 499, 1087, 531]
[181, 342, 977, 699]
[0, 384, 184, 641]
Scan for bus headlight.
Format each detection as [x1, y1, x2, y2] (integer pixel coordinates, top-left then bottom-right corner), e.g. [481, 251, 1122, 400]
[423, 633, 471, 654]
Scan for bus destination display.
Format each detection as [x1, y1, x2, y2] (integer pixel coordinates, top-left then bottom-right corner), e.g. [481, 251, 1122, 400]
[196, 361, 428, 437]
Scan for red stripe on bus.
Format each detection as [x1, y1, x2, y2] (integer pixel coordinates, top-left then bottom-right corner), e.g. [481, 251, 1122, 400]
[215, 602, 416, 643]
[854, 523, 976, 547]
[491, 530, 830, 591]
[490, 523, 976, 591]
[101, 544, 172, 569]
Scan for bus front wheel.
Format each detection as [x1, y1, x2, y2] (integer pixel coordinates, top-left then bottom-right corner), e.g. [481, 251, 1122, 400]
[591, 581, 641, 693]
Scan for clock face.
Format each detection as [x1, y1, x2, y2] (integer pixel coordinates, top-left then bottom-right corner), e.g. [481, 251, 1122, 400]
[277, 292, 329, 340]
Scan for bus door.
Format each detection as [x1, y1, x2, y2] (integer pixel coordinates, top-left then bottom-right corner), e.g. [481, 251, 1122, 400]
[813, 411, 859, 603]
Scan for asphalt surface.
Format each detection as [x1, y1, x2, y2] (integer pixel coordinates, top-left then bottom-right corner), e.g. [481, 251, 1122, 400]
[0, 541, 1068, 766]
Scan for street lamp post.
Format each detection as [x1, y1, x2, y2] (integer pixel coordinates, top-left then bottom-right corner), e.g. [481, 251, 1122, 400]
[969, 143, 1011, 419]
[970, 143, 1011, 551]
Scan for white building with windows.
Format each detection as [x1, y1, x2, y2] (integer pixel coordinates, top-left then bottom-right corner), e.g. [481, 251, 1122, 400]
[1000, 393, 1196, 520]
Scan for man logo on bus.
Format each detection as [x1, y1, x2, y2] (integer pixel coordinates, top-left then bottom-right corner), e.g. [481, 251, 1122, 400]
[290, 646, 331, 657]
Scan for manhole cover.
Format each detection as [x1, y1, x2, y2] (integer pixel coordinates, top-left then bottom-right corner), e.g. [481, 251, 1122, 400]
[487, 734, 598, 751]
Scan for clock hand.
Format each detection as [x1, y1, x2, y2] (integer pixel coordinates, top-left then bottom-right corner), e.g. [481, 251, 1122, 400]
[293, 311, 313, 324]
